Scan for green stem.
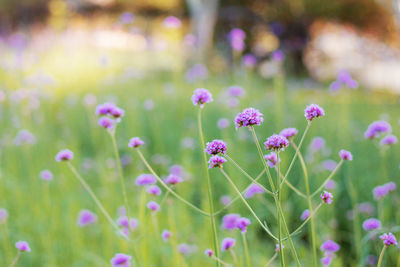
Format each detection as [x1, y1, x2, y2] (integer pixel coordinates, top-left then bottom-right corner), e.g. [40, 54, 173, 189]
[377, 246, 387, 267]
[242, 233, 251, 267]
[310, 160, 343, 198]
[219, 168, 278, 241]
[264, 252, 278, 267]
[212, 256, 233, 267]
[9, 251, 21, 267]
[198, 108, 220, 264]
[110, 133, 131, 222]
[287, 203, 323, 238]
[66, 162, 128, 241]
[277, 152, 284, 267]
[136, 149, 210, 216]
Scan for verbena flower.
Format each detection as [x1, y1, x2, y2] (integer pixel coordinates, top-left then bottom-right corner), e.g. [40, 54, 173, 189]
[135, 174, 156, 186]
[128, 137, 144, 148]
[300, 209, 310, 221]
[304, 104, 325, 121]
[222, 214, 240, 230]
[15, 241, 31, 252]
[0, 208, 8, 224]
[279, 128, 298, 139]
[205, 140, 227, 155]
[77, 210, 98, 227]
[235, 217, 250, 233]
[146, 185, 162, 196]
[234, 108, 263, 129]
[178, 243, 194, 255]
[264, 152, 279, 167]
[98, 117, 115, 129]
[96, 102, 116, 116]
[275, 244, 285, 252]
[372, 182, 395, 200]
[242, 54, 257, 67]
[320, 191, 333, 204]
[110, 253, 132, 267]
[146, 201, 160, 213]
[208, 155, 226, 169]
[217, 118, 230, 129]
[161, 230, 171, 242]
[358, 202, 374, 215]
[339, 149, 353, 161]
[220, 195, 232, 206]
[364, 121, 392, 139]
[39, 170, 53, 181]
[244, 184, 264, 198]
[55, 149, 74, 162]
[204, 249, 214, 257]
[117, 216, 139, 236]
[325, 180, 336, 190]
[264, 134, 289, 151]
[221, 237, 236, 251]
[164, 174, 183, 185]
[380, 134, 398, 146]
[110, 107, 124, 118]
[191, 88, 213, 108]
[321, 255, 332, 267]
[379, 233, 397, 246]
[362, 218, 381, 231]
[320, 240, 340, 253]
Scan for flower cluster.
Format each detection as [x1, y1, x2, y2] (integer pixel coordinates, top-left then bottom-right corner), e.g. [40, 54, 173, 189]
[320, 240, 340, 266]
[264, 152, 279, 167]
[372, 182, 396, 200]
[110, 253, 132, 267]
[362, 218, 381, 231]
[279, 128, 298, 139]
[364, 120, 391, 139]
[205, 140, 227, 155]
[77, 210, 98, 227]
[221, 237, 236, 251]
[128, 137, 144, 148]
[222, 214, 251, 233]
[339, 149, 353, 161]
[304, 104, 325, 121]
[117, 216, 139, 237]
[208, 155, 226, 169]
[264, 134, 289, 151]
[55, 149, 74, 162]
[234, 108, 263, 129]
[320, 191, 333, 204]
[379, 233, 397, 246]
[191, 88, 213, 108]
[16, 241, 31, 252]
[96, 102, 125, 130]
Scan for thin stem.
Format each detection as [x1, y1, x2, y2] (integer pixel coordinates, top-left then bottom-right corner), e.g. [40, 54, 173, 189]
[212, 256, 233, 267]
[288, 203, 323, 238]
[66, 162, 129, 241]
[136, 149, 210, 216]
[310, 160, 343, 198]
[276, 152, 284, 267]
[264, 252, 278, 267]
[292, 140, 317, 267]
[198, 107, 220, 263]
[241, 233, 251, 267]
[230, 250, 239, 266]
[225, 154, 274, 196]
[9, 251, 21, 267]
[219, 168, 278, 241]
[377, 246, 387, 267]
[279, 123, 311, 189]
[110, 133, 131, 221]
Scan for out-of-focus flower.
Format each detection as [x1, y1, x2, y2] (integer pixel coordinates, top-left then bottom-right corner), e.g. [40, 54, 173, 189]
[235, 217, 250, 233]
[339, 149, 353, 161]
[275, 243, 285, 252]
[320, 191, 333, 204]
[146, 185, 162, 196]
[362, 218, 381, 231]
[147, 201, 160, 213]
[14, 130, 36, 146]
[128, 137, 144, 148]
[16, 241, 31, 252]
[380, 134, 398, 146]
[280, 128, 298, 139]
[271, 50, 285, 62]
[205, 249, 214, 257]
[217, 118, 230, 129]
[364, 121, 391, 139]
[0, 208, 9, 224]
[55, 149, 74, 162]
[221, 237, 236, 251]
[191, 88, 213, 108]
[110, 253, 132, 267]
[379, 233, 397, 246]
[164, 174, 183, 185]
[77, 210, 98, 227]
[264, 153, 279, 167]
[39, 170, 53, 181]
[162, 230, 171, 242]
[228, 28, 246, 51]
[222, 214, 240, 230]
[320, 240, 340, 253]
[244, 184, 264, 198]
[163, 16, 181, 28]
[242, 54, 257, 67]
[135, 174, 156, 186]
[300, 209, 310, 221]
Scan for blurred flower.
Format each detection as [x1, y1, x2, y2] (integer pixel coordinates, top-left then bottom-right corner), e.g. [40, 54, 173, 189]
[227, 86, 245, 98]
[185, 64, 208, 83]
[242, 54, 257, 67]
[271, 50, 285, 62]
[221, 237, 236, 251]
[146, 185, 162, 196]
[321, 255, 332, 267]
[280, 128, 298, 139]
[77, 210, 98, 227]
[222, 214, 240, 230]
[275, 244, 284, 252]
[119, 12, 134, 24]
[98, 117, 115, 129]
[228, 28, 246, 51]
[164, 174, 183, 185]
[264, 134, 289, 151]
[205, 140, 227, 155]
[191, 88, 213, 108]
[15, 241, 31, 252]
[208, 155, 226, 169]
[320, 191, 333, 204]
[244, 184, 264, 198]
[147, 201, 160, 213]
[379, 233, 397, 246]
[14, 130, 36, 146]
[235, 217, 251, 233]
[55, 149, 74, 162]
[128, 137, 144, 148]
[325, 180, 336, 190]
[220, 195, 231, 206]
[110, 253, 132, 267]
[320, 240, 340, 253]
[39, 170, 53, 181]
[205, 249, 214, 257]
[300, 209, 310, 221]
[309, 137, 325, 152]
[339, 149, 353, 161]
[304, 104, 325, 121]
[163, 16, 181, 28]
[135, 174, 156, 186]
[96, 102, 116, 116]
[364, 121, 391, 139]
[380, 134, 398, 146]
[234, 108, 264, 129]
[217, 118, 230, 129]
[373, 182, 396, 200]
[162, 230, 171, 242]
[362, 218, 381, 231]
[358, 202, 375, 215]
[264, 152, 279, 168]
[0, 208, 9, 224]
[178, 243, 195, 255]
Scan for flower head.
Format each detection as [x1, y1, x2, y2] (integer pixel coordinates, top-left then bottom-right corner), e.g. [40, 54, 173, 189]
[234, 108, 263, 129]
[208, 155, 226, 169]
[372, 183, 395, 200]
[98, 117, 115, 129]
[110, 253, 132, 267]
[362, 218, 381, 231]
[380, 233, 397, 246]
[96, 102, 116, 116]
[164, 174, 183, 185]
[146, 185, 162, 196]
[380, 134, 398, 146]
[222, 214, 240, 230]
[264, 152, 279, 167]
[55, 149, 74, 162]
[236, 217, 251, 233]
[40, 170, 53, 181]
[110, 107, 124, 118]
[77, 210, 98, 227]
[205, 249, 214, 257]
[162, 230, 171, 242]
[320, 240, 340, 253]
[221, 237, 236, 251]
[128, 137, 144, 148]
[146, 201, 160, 213]
[364, 121, 392, 139]
[279, 128, 298, 139]
[205, 140, 227, 155]
[135, 174, 156, 186]
[339, 149, 353, 161]
[264, 134, 289, 151]
[300, 209, 310, 221]
[304, 104, 325, 121]
[16, 241, 31, 252]
[244, 184, 265, 198]
[191, 88, 213, 108]
[320, 191, 333, 204]
[321, 255, 332, 267]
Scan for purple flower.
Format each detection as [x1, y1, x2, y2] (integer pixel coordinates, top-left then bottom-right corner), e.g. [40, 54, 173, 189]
[364, 121, 392, 139]
[77, 210, 98, 227]
[385, 182, 396, 192]
[117, 216, 139, 234]
[205, 249, 214, 257]
[128, 137, 144, 148]
[227, 86, 245, 97]
[135, 174, 156, 186]
[358, 202, 374, 215]
[39, 170, 53, 181]
[310, 137, 325, 152]
[164, 174, 183, 185]
[321, 255, 332, 266]
[339, 149, 353, 161]
[191, 88, 213, 108]
[55, 149, 74, 162]
[222, 214, 240, 230]
[177, 243, 193, 255]
[236, 217, 251, 233]
[110, 107, 124, 118]
[221, 237, 236, 251]
[242, 54, 257, 67]
[362, 218, 381, 231]
[14, 130, 36, 146]
[304, 104, 325, 121]
[170, 165, 184, 176]
[234, 108, 263, 129]
[379, 233, 398, 246]
[279, 128, 298, 139]
[162, 230, 171, 242]
[205, 140, 227, 155]
[228, 28, 246, 51]
[275, 244, 285, 252]
[0, 208, 8, 224]
[300, 209, 310, 221]
[380, 134, 398, 146]
[119, 12, 134, 24]
[217, 118, 230, 129]
[16, 241, 31, 252]
[96, 102, 116, 116]
[264, 152, 279, 167]
[325, 180, 336, 190]
[98, 117, 115, 129]
[147, 201, 160, 212]
[208, 155, 226, 169]
[163, 16, 181, 28]
[110, 253, 132, 267]
[244, 184, 265, 198]
[146, 185, 162, 196]
[271, 50, 285, 62]
[320, 191, 333, 204]
[320, 240, 340, 253]
[373, 185, 389, 200]
[220, 195, 232, 206]
[330, 81, 342, 91]
[264, 134, 289, 151]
